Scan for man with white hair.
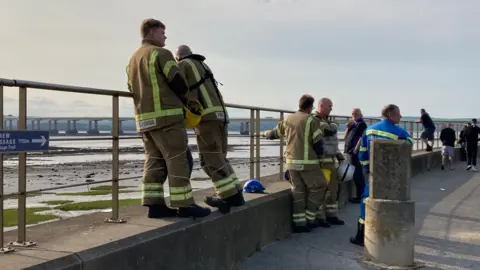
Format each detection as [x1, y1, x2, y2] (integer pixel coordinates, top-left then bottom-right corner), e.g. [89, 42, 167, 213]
[344, 108, 367, 203]
[314, 97, 346, 226]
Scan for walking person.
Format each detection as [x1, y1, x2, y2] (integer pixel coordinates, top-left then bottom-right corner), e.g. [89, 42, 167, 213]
[439, 123, 456, 170]
[464, 119, 480, 171]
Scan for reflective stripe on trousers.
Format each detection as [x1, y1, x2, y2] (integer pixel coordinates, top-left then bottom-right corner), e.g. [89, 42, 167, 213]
[142, 183, 164, 200]
[170, 185, 193, 202]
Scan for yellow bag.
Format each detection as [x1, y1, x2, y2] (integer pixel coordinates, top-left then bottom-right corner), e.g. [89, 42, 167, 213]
[321, 169, 331, 185]
[184, 100, 204, 129]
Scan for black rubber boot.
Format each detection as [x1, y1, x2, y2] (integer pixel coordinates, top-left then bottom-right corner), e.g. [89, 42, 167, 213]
[307, 221, 318, 229]
[224, 191, 246, 207]
[327, 216, 345, 225]
[349, 197, 361, 204]
[177, 204, 212, 218]
[349, 221, 365, 246]
[316, 219, 331, 228]
[147, 205, 178, 218]
[293, 224, 311, 233]
[204, 196, 231, 214]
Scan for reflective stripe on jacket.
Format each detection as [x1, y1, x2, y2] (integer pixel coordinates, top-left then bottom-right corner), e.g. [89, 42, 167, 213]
[315, 114, 344, 162]
[358, 119, 414, 174]
[264, 111, 324, 170]
[127, 42, 185, 132]
[178, 57, 228, 123]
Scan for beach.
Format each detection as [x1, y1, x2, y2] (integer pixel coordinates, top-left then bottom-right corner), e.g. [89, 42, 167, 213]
[1, 130, 436, 230]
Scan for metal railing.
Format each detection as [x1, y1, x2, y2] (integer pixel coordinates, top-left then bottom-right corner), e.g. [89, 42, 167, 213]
[0, 78, 469, 254]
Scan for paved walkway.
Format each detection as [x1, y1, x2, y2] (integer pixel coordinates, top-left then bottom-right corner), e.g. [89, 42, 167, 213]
[236, 166, 480, 270]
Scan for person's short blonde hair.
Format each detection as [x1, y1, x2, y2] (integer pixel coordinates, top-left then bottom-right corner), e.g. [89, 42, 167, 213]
[140, 18, 165, 38]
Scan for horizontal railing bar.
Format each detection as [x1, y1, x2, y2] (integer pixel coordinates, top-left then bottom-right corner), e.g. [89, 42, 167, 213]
[0, 78, 132, 97]
[0, 78, 468, 124]
[3, 158, 281, 196]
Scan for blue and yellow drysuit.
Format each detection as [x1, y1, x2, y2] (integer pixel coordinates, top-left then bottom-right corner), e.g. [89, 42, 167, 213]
[350, 119, 414, 246]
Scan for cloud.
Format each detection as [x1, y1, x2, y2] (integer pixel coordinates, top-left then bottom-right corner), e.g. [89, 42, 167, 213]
[1, 0, 480, 118]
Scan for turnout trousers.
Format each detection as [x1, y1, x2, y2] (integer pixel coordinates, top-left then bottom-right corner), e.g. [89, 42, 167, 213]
[141, 122, 194, 208]
[195, 121, 240, 199]
[288, 168, 327, 226]
[320, 160, 340, 218]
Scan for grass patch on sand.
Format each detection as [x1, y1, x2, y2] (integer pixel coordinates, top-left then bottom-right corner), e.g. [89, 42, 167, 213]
[4, 208, 57, 227]
[54, 199, 141, 211]
[191, 177, 211, 181]
[90, 185, 134, 191]
[4, 192, 42, 200]
[41, 200, 74, 206]
[56, 190, 135, 196]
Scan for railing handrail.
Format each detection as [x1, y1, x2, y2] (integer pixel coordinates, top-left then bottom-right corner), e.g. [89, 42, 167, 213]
[0, 77, 471, 125]
[0, 77, 468, 257]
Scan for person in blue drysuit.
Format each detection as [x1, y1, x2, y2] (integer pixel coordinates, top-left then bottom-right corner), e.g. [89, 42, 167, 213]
[349, 104, 414, 247]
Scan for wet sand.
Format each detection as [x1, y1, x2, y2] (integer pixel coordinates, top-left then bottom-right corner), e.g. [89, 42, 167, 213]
[3, 156, 281, 195]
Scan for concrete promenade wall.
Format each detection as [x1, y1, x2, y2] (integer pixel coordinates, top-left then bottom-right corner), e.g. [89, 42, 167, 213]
[12, 148, 461, 270]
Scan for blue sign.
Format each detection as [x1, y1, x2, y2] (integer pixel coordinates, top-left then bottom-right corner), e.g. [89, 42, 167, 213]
[0, 131, 50, 153]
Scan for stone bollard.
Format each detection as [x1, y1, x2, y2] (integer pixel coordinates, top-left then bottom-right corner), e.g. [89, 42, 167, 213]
[364, 140, 415, 267]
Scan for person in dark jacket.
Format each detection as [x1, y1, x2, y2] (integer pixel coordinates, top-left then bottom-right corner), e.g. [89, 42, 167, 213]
[458, 124, 469, 162]
[344, 108, 367, 204]
[439, 123, 456, 170]
[417, 108, 436, 152]
[464, 119, 480, 171]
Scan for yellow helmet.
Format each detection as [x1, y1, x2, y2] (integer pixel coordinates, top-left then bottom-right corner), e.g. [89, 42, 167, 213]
[184, 100, 204, 128]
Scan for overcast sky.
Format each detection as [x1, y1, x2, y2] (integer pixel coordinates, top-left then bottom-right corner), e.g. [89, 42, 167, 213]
[1, 0, 479, 118]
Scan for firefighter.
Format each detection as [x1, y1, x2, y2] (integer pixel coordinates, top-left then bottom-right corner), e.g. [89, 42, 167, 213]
[175, 45, 245, 214]
[350, 104, 414, 246]
[262, 94, 327, 233]
[126, 18, 211, 219]
[314, 97, 345, 226]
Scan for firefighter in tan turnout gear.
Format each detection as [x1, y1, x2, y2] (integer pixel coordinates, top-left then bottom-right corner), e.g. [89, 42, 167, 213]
[126, 18, 211, 219]
[175, 45, 245, 214]
[262, 95, 327, 233]
[314, 97, 345, 226]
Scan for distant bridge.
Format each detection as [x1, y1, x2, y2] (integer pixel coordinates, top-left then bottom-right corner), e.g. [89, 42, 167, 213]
[1, 116, 282, 135]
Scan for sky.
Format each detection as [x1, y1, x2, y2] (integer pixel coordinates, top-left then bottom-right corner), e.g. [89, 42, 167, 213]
[1, 0, 479, 119]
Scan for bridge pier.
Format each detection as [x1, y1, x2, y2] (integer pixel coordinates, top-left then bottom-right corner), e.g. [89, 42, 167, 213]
[3, 119, 14, 130]
[240, 121, 250, 135]
[49, 120, 59, 135]
[119, 120, 124, 135]
[87, 120, 100, 135]
[364, 140, 415, 267]
[66, 120, 78, 135]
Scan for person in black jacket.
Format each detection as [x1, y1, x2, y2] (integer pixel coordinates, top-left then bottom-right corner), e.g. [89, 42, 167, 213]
[344, 108, 367, 204]
[464, 119, 480, 171]
[439, 123, 456, 170]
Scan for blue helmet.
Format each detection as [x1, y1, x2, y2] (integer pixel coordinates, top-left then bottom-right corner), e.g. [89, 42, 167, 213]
[243, 179, 265, 193]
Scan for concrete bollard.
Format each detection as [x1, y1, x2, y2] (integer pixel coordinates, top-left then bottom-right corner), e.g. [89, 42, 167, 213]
[364, 140, 415, 267]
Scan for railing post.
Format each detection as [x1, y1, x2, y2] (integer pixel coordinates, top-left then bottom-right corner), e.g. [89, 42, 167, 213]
[249, 109, 255, 180]
[9, 87, 36, 247]
[0, 86, 14, 253]
[255, 110, 261, 180]
[409, 122, 414, 145]
[105, 95, 125, 224]
[415, 123, 420, 150]
[279, 112, 284, 179]
[364, 140, 415, 267]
